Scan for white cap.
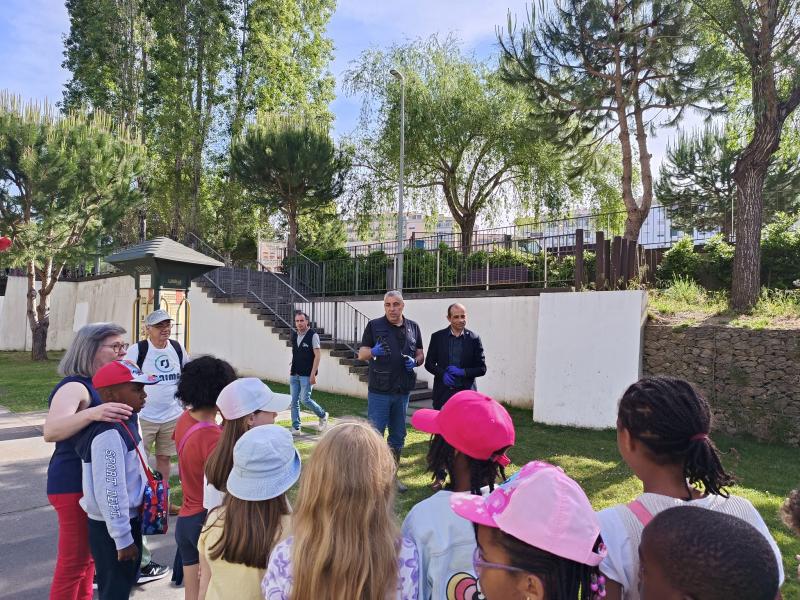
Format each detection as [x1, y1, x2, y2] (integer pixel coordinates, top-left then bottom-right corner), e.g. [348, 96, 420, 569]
[145, 309, 172, 326]
[216, 378, 291, 420]
[226, 425, 301, 501]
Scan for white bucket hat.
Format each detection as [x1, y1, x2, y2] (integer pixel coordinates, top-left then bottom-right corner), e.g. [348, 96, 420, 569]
[216, 378, 291, 420]
[226, 425, 302, 501]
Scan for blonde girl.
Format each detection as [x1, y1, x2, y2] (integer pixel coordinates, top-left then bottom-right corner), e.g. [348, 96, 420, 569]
[262, 418, 419, 600]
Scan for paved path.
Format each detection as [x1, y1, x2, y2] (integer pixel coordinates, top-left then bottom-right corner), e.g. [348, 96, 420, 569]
[0, 407, 322, 600]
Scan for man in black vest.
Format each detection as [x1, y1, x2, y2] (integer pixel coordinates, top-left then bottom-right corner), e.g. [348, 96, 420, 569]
[289, 311, 328, 435]
[358, 290, 424, 492]
[424, 303, 487, 409]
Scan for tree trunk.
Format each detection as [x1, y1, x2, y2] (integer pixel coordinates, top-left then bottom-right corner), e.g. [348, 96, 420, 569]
[25, 259, 51, 361]
[731, 161, 769, 311]
[31, 321, 49, 361]
[457, 216, 476, 256]
[287, 203, 298, 256]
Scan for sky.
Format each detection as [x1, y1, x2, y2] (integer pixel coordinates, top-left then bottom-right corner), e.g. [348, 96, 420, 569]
[0, 0, 695, 176]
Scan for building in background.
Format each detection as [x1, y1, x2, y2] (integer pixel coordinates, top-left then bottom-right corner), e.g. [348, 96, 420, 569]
[345, 212, 456, 247]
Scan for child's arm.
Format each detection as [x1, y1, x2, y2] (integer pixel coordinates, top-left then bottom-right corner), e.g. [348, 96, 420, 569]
[198, 553, 211, 600]
[90, 429, 137, 552]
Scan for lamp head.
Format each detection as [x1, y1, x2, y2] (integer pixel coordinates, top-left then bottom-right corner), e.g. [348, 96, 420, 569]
[390, 68, 404, 81]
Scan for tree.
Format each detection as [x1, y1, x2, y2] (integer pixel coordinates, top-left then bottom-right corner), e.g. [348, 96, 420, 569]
[231, 115, 350, 255]
[691, 0, 800, 310]
[657, 125, 800, 239]
[0, 95, 144, 359]
[498, 0, 726, 241]
[344, 36, 569, 254]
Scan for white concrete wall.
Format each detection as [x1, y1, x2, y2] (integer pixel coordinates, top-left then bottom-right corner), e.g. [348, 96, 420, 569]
[0, 275, 135, 351]
[298, 295, 540, 408]
[533, 290, 647, 428]
[188, 283, 367, 397]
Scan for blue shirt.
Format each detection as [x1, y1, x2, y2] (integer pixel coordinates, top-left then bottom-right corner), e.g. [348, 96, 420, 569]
[46, 376, 101, 495]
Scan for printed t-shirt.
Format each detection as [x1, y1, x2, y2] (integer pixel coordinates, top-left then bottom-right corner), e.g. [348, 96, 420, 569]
[125, 340, 188, 423]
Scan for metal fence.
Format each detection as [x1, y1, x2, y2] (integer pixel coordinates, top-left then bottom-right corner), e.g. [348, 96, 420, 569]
[341, 204, 728, 257]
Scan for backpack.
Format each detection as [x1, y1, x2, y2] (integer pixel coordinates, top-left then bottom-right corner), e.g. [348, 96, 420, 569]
[135, 339, 184, 370]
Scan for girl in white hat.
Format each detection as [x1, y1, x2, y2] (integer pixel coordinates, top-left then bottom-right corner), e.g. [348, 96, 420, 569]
[198, 424, 300, 600]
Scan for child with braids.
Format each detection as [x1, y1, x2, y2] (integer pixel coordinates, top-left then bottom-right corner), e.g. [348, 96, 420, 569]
[403, 390, 515, 599]
[598, 376, 784, 600]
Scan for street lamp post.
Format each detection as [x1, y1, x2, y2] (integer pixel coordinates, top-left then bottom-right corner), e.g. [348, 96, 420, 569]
[390, 68, 405, 291]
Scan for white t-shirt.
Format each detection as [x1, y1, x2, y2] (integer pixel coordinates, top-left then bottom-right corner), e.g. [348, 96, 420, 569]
[203, 476, 225, 511]
[124, 340, 188, 423]
[597, 493, 784, 599]
[401, 491, 478, 600]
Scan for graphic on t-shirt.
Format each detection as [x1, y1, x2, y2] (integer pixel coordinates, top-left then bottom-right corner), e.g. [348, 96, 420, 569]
[154, 354, 172, 372]
[446, 572, 482, 600]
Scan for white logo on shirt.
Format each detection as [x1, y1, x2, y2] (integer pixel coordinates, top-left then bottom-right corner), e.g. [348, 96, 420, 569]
[154, 355, 172, 372]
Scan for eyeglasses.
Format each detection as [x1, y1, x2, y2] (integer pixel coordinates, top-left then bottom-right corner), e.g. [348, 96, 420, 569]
[103, 343, 130, 353]
[472, 546, 528, 576]
[151, 322, 172, 330]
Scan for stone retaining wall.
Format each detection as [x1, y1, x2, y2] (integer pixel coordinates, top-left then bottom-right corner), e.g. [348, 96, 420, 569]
[643, 324, 800, 445]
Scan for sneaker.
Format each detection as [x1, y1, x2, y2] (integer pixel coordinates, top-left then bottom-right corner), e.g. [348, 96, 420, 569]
[137, 561, 170, 584]
[318, 412, 329, 431]
[291, 427, 302, 436]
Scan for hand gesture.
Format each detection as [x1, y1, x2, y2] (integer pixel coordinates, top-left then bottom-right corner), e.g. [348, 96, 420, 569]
[88, 402, 133, 423]
[117, 543, 139, 562]
[443, 372, 456, 387]
[404, 355, 416, 372]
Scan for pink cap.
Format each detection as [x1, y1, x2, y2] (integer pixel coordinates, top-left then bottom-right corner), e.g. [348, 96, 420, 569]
[449, 461, 606, 567]
[411, 390, 514, 465]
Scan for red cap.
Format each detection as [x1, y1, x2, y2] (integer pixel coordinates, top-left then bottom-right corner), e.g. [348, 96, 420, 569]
[0, 236, 11, 252]
[93, 360, 158, 389]
[411, 390, 515, 465]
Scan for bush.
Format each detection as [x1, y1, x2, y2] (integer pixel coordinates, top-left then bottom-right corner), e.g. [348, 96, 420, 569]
[695, 234, 734, 289]
[657, 236, 699, 285]
[760, 213, 800, 289]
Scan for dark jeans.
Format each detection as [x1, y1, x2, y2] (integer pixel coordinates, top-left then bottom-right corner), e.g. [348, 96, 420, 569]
[367, 391, 410, 450]
[88, 517, 142, 600]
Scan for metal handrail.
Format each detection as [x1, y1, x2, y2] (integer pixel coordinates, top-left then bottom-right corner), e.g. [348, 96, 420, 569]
[292, 248, 320, 267]
[185, 232, 228, 265]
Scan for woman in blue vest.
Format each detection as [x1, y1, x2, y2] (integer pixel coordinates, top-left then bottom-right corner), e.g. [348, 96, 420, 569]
[43, 323, 134, 600]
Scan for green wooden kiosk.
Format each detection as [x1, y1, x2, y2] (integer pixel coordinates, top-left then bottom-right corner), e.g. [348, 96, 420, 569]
[105, 237, 223, 349]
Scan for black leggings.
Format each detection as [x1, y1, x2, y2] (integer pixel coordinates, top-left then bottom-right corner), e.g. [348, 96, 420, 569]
[88, 517, 142, 600]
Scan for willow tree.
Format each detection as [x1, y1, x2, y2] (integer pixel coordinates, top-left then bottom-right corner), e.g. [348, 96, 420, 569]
[499, 0, 726, 241]
[0, 95, 144, 359]
[231, 115, 350, 255]
[344, 36, 568, 254]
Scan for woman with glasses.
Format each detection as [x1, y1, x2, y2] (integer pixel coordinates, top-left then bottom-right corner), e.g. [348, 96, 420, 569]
[43, 322, 134, 600]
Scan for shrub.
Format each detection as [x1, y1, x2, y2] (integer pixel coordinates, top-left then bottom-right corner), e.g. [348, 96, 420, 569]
[760, 213, 800, 289]
[657, 236, 699, 285]
[695, 234, 734, 289]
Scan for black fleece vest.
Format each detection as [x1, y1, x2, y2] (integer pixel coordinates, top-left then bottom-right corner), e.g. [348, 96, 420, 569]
[367, 317, 418, 394]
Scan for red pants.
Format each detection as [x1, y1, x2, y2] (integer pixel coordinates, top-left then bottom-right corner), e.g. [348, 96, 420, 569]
[48, 493, 95, 600]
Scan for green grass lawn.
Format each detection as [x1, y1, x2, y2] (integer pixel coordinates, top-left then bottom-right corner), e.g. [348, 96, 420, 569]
[2, 351, 798, 593]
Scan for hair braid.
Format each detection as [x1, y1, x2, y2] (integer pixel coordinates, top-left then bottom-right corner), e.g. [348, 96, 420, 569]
[618, 376, 735, 496]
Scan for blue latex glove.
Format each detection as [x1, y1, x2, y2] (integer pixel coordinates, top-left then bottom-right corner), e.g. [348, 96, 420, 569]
[371, 341, 388, 357]
[445, 366, 466, 377]
[443, 372, 456, 387]
[404, 355, 417, 372]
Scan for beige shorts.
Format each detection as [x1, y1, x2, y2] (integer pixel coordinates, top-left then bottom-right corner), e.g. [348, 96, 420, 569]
[140, 417, 178, 458]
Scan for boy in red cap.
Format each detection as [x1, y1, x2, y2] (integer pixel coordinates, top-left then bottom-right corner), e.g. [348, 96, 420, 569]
[403, 390, 515, 600]
[74, 360, 157, 600]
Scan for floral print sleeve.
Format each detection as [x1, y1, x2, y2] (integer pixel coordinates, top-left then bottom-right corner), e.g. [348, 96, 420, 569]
[396, 535, 420, 600]
[262, 538, 293, 600]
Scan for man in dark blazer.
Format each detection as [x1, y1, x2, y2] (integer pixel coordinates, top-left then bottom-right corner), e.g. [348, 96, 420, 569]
[424, 303, 487, 410]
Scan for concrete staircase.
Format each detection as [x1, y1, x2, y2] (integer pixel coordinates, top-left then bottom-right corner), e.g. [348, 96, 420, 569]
[195, 272, 433, 405]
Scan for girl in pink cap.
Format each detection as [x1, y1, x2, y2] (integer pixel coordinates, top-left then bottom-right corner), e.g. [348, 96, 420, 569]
[449, 461, 607, 600]
[597, 376, 784, 600]
[404, 390, 515, 600]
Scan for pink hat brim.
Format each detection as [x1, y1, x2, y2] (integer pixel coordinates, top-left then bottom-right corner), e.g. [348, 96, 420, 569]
[411, 408, 442, 435]
[449, 492, 498, 528]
